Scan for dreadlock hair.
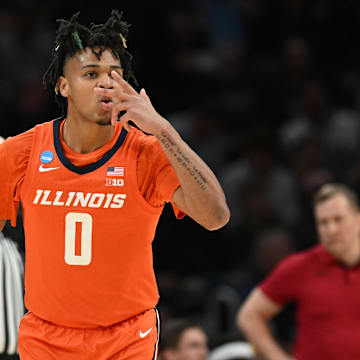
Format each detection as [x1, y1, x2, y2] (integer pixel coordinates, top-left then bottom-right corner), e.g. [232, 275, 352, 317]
[43, 10, 137, 115]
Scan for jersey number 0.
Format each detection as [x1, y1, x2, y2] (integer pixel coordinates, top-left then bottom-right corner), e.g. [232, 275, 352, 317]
[65, 212, 92, 265]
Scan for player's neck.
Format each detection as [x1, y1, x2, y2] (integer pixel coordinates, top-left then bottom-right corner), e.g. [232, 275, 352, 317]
[62, 117, 114, 154]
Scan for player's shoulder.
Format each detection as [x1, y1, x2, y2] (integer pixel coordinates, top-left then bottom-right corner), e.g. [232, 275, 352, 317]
[5, 120, 53, 146]
[129, 127, 161, 155]
[3, 120, 55, 160]
[4, 127, 35, 154]
[130, 126, 156, 143]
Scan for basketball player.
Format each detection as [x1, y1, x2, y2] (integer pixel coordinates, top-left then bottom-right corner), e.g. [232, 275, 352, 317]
[0, 10, 230, 359]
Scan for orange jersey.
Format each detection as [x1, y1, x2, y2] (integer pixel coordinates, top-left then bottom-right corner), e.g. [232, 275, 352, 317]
[0, 118, 182, 328]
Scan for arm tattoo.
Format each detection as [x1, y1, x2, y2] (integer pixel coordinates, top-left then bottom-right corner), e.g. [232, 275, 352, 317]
[157, 131, 208, 191]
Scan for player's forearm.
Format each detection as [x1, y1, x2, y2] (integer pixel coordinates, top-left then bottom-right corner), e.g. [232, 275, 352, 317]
[155, 120, 229, 230]
[238, 312, 294, 360]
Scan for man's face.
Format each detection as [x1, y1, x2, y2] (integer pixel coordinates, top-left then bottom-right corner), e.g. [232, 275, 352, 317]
[58, 47, 123, 125]
[175, 327, 209, 360]
[315, 194, 360, 261]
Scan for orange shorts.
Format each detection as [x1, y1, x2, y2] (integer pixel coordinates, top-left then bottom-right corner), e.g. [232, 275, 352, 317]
[18, 308, 159, 360]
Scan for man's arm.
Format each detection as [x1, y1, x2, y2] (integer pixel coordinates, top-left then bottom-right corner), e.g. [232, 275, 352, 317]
[0, 220, 6, 232]
[95, 72, 230, 230]
[155, 123, 229, 230]
[237, 288, 295, 360]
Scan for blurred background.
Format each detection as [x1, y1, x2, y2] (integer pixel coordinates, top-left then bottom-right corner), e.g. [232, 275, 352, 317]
[1, 0, 360, 354]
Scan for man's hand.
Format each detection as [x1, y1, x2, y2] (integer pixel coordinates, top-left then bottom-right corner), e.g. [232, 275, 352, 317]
[94, 71, 168, 135]
[96, 72, 230, 230]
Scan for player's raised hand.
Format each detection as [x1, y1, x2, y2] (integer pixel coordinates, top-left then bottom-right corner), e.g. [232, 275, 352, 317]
[94, 71, 168, 134]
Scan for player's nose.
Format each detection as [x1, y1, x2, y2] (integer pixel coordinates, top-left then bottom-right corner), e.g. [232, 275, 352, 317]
[97, 74, 114, 89]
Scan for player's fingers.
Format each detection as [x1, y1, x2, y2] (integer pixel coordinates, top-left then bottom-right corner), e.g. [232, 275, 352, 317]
[111, 103, 128, 124]
[111, 71, 138, 95]
[139, 88, 151, 104]
[119, 113, 131, 132]
[94, 87, 131, 103]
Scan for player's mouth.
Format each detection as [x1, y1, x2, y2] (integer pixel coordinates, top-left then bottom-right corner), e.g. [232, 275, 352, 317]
[99, 96, 113, 111]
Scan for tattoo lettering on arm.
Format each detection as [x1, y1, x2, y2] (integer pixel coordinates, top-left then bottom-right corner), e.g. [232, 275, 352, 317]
[157, 131, 208, 191]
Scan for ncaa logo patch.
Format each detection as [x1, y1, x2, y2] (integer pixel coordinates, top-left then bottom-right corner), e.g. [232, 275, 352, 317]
[40, 150, 54, 164]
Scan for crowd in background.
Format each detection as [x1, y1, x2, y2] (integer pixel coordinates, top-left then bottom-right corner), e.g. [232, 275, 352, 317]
[1, 0, 360, 354]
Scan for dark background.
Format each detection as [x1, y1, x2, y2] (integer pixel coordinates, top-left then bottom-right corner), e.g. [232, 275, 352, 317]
[1, 0, 360, 350]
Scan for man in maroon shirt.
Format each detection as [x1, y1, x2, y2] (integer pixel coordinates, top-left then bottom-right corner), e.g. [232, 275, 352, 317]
[236, 183, 360, 360]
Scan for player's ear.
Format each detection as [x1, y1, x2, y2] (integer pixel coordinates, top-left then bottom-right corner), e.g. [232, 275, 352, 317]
[58, 76, 68, 98]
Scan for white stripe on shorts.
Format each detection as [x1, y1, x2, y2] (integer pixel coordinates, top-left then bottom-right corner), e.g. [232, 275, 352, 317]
[153, 308, 160, 360]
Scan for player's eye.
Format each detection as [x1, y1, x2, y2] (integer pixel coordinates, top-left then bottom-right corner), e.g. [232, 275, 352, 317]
[85, 71, 96, 78]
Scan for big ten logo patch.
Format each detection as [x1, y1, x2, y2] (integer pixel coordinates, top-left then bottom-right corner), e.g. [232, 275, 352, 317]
[106, 178, 124, 187]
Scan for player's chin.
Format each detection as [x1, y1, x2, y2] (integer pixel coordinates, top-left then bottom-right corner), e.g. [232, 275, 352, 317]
[96, 116, 112, 126]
